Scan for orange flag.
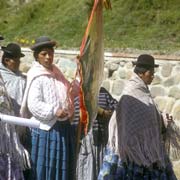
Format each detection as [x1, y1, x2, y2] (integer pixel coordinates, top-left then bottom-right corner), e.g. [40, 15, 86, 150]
[76, 0, 105, 135]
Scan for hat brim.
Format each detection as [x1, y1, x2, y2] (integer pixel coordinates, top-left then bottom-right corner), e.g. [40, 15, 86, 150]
[1, 46, 25, 58]
[20, 53, 25, 57]
[31, 41, 56, 50]
[132, 61, 159, 67]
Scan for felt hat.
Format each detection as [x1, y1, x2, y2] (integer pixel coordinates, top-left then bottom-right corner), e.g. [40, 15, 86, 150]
[132, 54, 159, 68]
[31, 36, 56, 51]
[1, 43, 25, 58]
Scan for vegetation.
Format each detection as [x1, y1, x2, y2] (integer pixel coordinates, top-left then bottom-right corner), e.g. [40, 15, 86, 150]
[0, 0, 180, 53]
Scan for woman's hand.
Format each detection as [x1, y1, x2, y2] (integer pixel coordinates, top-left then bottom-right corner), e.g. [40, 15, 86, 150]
[70, 79, 80, 97]
[162, 113, 174, 128]
[103, 110, 113, 119]
[98, 107, 112, 120]
[166, 113, 173, 125]
[55, 108, 68, 119]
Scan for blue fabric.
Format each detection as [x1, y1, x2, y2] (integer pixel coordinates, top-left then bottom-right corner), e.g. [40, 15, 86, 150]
[30, 120, 75, 180]
[98, 149, 177, 180]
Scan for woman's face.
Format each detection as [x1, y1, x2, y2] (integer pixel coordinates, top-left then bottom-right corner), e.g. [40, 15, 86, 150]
[4, 57, 20, 73]
[37, 47, 54, 70]
[140, 68, 154, 85]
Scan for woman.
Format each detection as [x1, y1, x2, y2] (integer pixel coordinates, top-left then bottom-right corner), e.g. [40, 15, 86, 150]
[0, 43, 26, 116]
[98, 54, 177, 179]
[0, 43, 31, 179]
[0, 73, 26, 180]
[72, 87, 117, 180]
[0, 74, 26, 180]
[20, 36, 78, 180]
[0, 36, 30, 180]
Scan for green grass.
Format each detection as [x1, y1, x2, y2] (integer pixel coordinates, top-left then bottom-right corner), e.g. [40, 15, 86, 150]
[0, 0, 180, 52]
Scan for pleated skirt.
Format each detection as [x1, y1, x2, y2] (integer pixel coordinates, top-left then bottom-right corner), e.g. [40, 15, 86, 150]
[30, 120, 75, 180]
[0, 154, 24, 180]
[98, 149, 177, 180]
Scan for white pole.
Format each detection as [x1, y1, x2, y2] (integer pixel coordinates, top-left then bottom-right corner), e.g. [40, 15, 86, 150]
[0, 114, 40, 128]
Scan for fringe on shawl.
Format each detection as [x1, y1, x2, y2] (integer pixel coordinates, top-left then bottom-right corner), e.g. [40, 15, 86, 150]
[0, 121, 31, 170]
[0, 75, 31, 170]
[108, 111, 118, 153]
[165, 120, 180, 161]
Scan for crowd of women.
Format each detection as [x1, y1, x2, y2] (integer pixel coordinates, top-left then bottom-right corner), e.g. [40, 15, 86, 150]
[0, 35, 179, 180]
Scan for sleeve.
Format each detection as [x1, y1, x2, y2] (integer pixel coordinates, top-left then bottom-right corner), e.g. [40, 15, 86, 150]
[101, 87, 118, 110]
[27, 78, 56, 121]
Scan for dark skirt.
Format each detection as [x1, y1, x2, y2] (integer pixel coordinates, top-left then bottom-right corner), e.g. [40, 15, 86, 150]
[30, 120, 75, 180]
[0, 154, 24, 180]
[98, 149, 177, 180]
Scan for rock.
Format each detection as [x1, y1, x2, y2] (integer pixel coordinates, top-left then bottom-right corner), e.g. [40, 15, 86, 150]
[150, 85, 167, 98]
[169, 86, 180, 99]
[125, 62, 133, 69]
[112, 67, 126, 79]
[151, 75, 162, 85]
[172, 100, 180, 120]
[172, 65, 180, 75]
[111, 80, 125, 96]
[172, 161, 180, 179]
[163, 76, 175, 87]
[161, 63, 173, 77]
[19, 63, 31, 73]
[105, 62, 119, 72]
[103, 68, 109, 80]
[154, 96, 175, 113]
[102, 80, 111, 92]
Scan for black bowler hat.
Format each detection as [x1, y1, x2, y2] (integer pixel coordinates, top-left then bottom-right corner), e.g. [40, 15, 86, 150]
[1, 43, 25, 58]
[132, 54, 159, 68]
[31, 36, 56, 51]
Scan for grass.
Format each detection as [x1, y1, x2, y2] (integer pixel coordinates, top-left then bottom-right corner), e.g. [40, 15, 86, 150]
[0, 0, 180, 53]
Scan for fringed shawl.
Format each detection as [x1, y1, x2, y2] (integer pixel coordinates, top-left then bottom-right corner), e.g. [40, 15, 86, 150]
[109, 73, 166, 167]
[0, 74, 29, 169]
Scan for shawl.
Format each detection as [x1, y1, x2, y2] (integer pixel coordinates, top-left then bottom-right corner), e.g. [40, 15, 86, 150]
[0, 74, 30, 169]
[20, 61, 72, 119]
[0, 63, 26, 115]
[109, 73, 166, 167]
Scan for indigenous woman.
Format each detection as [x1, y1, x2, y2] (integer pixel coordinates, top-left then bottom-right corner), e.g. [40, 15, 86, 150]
[0, 36, 29, 180]
[98, 54, 177, 180]
[0, 43, 26, 116]
[20, 36, 78, 180]
[72, 87, 117, 180]
[0, 44, 31, 180]
[0, 72, 26, 180]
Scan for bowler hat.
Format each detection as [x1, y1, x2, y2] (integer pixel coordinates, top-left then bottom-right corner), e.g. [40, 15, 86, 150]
[132, 54, 159, 68]
[1, 43, 25, 58]
[31, 36, 56, 51]
[0, 35, 4, 40]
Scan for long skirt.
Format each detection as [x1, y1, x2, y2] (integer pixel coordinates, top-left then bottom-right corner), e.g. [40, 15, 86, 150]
[98, 149, 177, 180]
[30, 120, 75, 180]
[76, 130, 106, 180]
[0, 154, 24, 180]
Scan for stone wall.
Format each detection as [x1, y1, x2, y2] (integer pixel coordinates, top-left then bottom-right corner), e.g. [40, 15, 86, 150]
[20, 48, 180, 121]
[6, 48, 180, 178]
[102, 57, 180, 122]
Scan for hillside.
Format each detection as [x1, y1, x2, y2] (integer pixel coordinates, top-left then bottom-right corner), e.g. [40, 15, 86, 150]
[0, 0, 180, 53]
